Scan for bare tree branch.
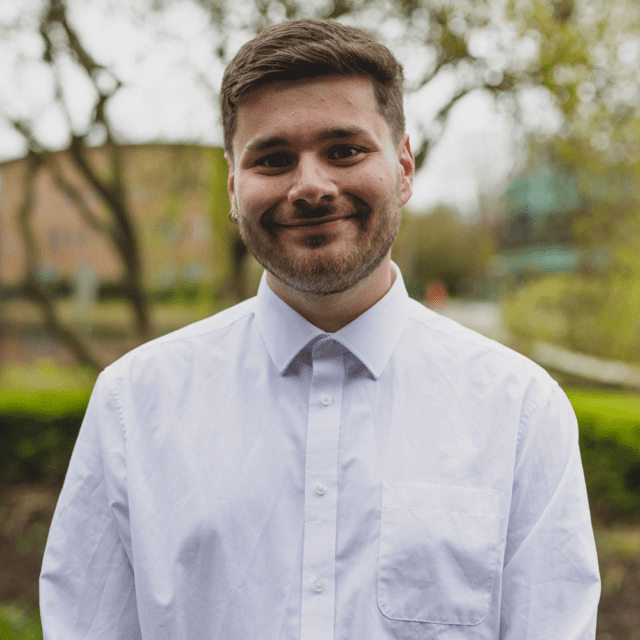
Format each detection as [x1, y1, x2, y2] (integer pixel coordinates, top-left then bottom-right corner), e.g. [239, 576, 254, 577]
[16, 153, 103, 370]
[2, 0, 152, 350]
[44, 153, 113, 236]
[413, 86, 476, 170]
[46, 0, 104, 80]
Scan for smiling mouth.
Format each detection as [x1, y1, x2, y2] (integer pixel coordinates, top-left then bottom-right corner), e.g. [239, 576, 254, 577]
[279, 216, 354, 228]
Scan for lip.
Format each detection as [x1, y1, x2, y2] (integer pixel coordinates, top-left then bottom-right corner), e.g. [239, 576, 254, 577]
[278, 216, 354, 229]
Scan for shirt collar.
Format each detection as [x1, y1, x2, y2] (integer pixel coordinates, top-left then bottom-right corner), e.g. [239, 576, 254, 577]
[256, 262, 409, 379]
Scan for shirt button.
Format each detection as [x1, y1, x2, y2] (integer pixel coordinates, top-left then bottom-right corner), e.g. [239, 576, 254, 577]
[313, 578, 324, 592]
[321, 394, 332, 406]
[315, 482, 327, 495]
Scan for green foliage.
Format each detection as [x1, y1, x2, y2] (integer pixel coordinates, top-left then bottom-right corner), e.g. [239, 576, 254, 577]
[393, 207, 495, 299]
[568, 389, 640, 449]
[502, 270, 640, 363]
[0, 604, 41, 640]
[207, 147, 235, 295]
[0, 394, 88, 485]
[0, 364, 93, 486]
[567, 388, 640, 519]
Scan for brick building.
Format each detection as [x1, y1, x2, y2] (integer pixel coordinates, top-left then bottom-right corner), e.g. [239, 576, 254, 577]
[0, 143, 229, 296]
[0, 143, 231, 365]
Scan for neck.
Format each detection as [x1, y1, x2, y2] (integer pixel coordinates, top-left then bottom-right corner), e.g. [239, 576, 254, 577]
[266, 256, 395, 333]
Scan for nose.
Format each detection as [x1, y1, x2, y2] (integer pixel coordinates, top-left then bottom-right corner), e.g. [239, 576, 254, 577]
[287, 155, 338, 207]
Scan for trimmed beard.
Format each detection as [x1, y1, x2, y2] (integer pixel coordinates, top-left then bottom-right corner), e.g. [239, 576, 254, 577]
[235, 185, 402, 296]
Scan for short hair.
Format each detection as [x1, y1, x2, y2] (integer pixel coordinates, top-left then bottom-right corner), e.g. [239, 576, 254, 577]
[220, 19, 405, 158]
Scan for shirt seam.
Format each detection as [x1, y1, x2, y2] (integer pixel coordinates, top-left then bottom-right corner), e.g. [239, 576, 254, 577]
[99, 369, 133, 563]
[103, 368, 127, 442]
[518, 379, 559, 439]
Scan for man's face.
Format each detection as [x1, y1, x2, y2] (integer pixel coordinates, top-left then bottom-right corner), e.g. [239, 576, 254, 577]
[227, 74, 414, 295]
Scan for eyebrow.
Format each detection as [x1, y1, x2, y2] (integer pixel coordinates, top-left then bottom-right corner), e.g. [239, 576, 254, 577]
[318, 126, 372, 142]
[244, 126, 373, 153]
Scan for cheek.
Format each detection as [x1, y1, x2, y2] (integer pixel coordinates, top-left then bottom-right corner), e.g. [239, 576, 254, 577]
[236, 176, 282, 214]
[344, 166, 397, 205]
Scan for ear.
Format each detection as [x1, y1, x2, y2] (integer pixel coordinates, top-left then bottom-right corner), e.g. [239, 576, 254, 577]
[224, 151, 235, 203]
[397, 134, 415, 206]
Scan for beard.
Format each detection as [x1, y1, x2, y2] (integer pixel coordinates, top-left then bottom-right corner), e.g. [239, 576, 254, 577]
[235, 184, 402, 296]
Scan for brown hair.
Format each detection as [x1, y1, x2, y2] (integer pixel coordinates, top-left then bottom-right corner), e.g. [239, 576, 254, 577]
[220, 19, 405, 158]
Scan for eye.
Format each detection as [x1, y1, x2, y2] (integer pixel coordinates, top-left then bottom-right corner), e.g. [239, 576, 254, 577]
[328, 145, 361, 161]
[257, 153, 292, 169]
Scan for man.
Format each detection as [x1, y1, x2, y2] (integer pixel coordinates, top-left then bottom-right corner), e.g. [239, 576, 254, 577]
[40, 19, 600, 639]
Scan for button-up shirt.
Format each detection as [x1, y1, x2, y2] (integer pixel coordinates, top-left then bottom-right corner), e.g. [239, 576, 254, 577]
[40, 265, 600, 639]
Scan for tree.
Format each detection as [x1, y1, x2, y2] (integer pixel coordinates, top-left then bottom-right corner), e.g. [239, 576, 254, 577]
[501, 0, 640, 363]
[3, 0, 635, 367]
[1, 0, 152, 368]
[180, 0, 526, 173]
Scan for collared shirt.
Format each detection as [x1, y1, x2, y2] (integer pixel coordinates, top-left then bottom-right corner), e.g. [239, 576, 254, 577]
[40, 265, 600, 639]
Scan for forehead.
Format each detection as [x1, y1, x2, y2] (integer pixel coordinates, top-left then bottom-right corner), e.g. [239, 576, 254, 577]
[232, 75, 392, 156]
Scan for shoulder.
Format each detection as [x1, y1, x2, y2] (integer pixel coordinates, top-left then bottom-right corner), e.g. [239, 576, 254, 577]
[401, 298, 560, 408]
[102, 296, 258, 386]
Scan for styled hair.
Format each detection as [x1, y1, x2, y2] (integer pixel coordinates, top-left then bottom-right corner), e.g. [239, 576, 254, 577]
[220, 19, 405, 158]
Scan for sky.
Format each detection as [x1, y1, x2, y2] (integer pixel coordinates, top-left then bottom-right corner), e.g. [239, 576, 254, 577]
[0, 0, 560, 217]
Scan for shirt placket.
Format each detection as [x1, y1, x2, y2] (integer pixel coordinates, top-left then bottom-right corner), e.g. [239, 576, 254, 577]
[300, 338, 344, 640]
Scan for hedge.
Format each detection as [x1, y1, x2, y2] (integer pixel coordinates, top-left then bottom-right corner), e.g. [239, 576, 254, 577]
[566, 389, 640, 519]
[1, 385, 639, 519]
[0, 389, 90, 485]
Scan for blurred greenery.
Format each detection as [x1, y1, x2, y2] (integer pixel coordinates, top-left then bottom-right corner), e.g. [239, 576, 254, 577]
[0, 363, 93, 485]
[503, 272, 640, 363]
[0, 604, 41, 640]
[501, 0, 640, 364]
[394, 207, 495, 299]
[567, 389, 640, 519]
[4, 0, 639, 370]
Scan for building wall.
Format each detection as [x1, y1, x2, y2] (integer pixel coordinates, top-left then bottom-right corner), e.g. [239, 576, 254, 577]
[0, 143, 227, 293]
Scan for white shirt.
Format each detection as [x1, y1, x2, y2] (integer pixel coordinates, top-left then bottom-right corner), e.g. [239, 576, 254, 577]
[40, 265, 600, 639]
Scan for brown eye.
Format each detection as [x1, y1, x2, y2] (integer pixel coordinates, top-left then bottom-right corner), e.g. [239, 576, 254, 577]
[259, 153, 291, 168]
[328, 146, 360, 160]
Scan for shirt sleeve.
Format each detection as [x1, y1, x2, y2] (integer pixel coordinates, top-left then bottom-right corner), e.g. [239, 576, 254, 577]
[500, 382, 601, 638]
[40, 370, 141, 639]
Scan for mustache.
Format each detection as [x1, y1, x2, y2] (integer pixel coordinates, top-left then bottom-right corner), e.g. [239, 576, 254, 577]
[262, 198, 370, 228]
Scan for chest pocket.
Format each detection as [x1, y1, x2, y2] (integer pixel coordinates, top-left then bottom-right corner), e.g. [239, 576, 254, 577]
[377, 482, 499, 625]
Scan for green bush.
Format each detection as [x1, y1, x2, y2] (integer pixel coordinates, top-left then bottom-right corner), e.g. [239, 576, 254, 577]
[503, 272, 640, 364]
[0, 389, 90, 485]
[0, 364, 94, 486]
[0, 604, 41, 640]
[567, 388, 640, 519]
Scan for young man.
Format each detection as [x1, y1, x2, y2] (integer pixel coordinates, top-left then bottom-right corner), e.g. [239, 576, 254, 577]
[40, 19, 600, 639]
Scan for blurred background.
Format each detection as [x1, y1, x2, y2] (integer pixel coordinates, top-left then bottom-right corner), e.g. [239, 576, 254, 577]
[1, 0, 639, 637]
